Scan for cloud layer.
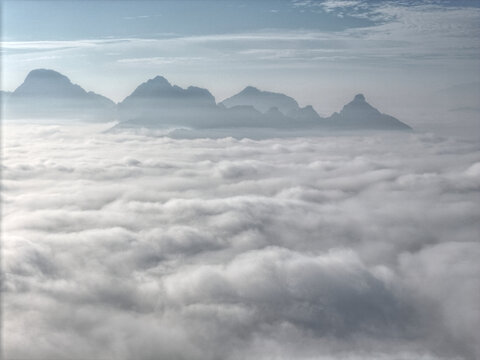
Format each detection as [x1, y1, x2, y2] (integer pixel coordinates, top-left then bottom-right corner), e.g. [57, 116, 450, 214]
[3, 123, 480, 359]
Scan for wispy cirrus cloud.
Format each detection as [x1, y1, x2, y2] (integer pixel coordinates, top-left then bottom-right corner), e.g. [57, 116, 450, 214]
[292, 0, 389, 20]
[294, 0, 363, 12]
[3, 2, 478, 66]
[117, 56, 209, 65]
[0, 39, 132, 53]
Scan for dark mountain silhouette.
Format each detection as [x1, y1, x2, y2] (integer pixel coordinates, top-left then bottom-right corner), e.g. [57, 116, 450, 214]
[4, 69, 116, 121]
[220, 86, 300, 115]
[326, 94, 411, 130]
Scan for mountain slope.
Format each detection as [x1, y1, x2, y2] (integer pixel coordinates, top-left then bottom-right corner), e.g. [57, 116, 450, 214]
[327, 94, 411, 131]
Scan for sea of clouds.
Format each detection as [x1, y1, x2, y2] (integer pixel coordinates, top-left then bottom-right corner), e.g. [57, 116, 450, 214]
[2, 123, 480, 360]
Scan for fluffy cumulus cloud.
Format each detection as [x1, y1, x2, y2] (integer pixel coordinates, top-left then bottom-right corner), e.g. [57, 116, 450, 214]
[3, 123, 480, 360]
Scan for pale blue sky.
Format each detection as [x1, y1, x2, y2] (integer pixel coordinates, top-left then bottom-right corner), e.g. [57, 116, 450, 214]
[2, 1, 375, 40]
[2, 0, 480, 131]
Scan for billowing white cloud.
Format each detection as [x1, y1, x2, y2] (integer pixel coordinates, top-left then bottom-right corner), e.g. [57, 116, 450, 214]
[3, 123, 480, 359]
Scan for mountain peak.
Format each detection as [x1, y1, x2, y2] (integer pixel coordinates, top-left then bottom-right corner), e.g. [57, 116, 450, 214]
[6, 69, 116, 121]
[241, 86, 260, 94]
[13, 68, 87, 98]
[25, 69, 71, 83]
[119, 76, 217, 121]
[148, 76, 172, 87]
[22, 69, 73, 90]
[329, 93, 411, 130]
[125, 76, 175, 99]
[354, 94, 365, 102]
[342, 93, 378, 114]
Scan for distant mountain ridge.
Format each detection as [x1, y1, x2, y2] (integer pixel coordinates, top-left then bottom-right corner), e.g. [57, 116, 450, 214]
[3, 69, 412, 133]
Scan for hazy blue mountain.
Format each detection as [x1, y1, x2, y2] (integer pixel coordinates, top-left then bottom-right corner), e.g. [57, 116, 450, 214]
[13, 69, 87, 97]
[2, 69, 413, 132]
[327, 94, 411, 130]
[118, 75, 220, 127]
[288, 105, 329, 126]
[218, 105, 315, 129]
[120, 76, 216, 106]
[113, 79, 325, 132]
[220, 86, 300, 115]
[4, 69, 116, 121]
[218, 86, 328, 126]
[115, 102, 266, 131]
[116, 77, 321, 130]
[5, 70, 412, 133]
[112, 87, 411, 135]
